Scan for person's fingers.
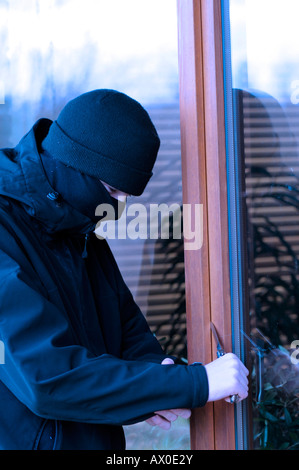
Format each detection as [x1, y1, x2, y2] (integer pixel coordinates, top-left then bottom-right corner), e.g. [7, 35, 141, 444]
[146, 414, 171, 430]
[146, 359, 191, 430]
[223, 376, 249, 403]
[224, 353, 249, 376]
[146, 407, 191, 431]
[222, 355, 249, 402]
[239, 371, 249, 390]
[169, 408, 192, 419]
[154, 410, 178, 422]
[205, 353, 250, 402]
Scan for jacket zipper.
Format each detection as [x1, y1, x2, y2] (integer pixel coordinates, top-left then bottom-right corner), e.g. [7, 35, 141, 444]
[82, 233, 90, 259]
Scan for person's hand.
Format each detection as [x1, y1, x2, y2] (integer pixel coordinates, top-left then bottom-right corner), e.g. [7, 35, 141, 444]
[145, 358, 192, 430]
[204, 353, 249, 403]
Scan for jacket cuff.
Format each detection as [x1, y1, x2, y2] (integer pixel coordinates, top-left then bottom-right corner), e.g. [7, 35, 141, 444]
[189, 363, 209, 408]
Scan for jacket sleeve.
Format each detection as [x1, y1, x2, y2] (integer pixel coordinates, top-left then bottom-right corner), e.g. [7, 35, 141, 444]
[0, 229, 209, 426]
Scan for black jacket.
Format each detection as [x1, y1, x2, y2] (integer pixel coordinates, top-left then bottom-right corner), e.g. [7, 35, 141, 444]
[0, 119, 208, 450]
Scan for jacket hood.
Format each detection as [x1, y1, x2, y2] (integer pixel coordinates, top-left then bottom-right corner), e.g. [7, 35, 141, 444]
[0, 119, 96, 235]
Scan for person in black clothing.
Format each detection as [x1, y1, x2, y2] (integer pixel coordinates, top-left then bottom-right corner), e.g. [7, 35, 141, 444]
[0, 89, 248, 450]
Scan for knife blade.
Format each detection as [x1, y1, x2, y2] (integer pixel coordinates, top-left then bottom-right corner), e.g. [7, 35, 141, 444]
[210, 322, 226, 358]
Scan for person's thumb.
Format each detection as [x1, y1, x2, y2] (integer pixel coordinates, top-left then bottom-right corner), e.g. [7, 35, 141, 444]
[161, 358, 175, 365]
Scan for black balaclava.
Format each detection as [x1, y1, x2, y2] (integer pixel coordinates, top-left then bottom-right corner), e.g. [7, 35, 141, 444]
[41, 89, 160, 196]
[40, 149, 124, 225]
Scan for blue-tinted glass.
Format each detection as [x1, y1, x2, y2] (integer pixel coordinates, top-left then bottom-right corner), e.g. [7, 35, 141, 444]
[224, 0, 299, 450]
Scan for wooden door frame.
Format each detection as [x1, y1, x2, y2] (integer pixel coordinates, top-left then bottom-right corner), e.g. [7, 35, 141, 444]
[177, 0, 236, 450]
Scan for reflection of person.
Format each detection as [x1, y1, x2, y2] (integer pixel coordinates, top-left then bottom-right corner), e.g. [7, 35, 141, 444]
[234, 88, 299, 348]
[0, 89, 249, 450]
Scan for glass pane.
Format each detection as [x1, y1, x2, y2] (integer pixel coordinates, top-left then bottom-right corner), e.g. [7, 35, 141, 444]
[224, 0, 299, 450]
[0, 0, 189, 450]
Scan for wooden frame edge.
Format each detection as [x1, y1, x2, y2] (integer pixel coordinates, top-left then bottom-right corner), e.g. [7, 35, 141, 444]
[177, 0, 214, 451]
[201, 0, 235, 450]
[177, 0, 236, 450]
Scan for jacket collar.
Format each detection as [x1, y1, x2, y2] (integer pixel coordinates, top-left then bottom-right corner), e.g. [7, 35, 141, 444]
[6, 119, 96, 235]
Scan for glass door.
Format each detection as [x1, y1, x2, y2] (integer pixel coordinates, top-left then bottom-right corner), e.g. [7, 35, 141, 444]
[223, 0, 299, 450]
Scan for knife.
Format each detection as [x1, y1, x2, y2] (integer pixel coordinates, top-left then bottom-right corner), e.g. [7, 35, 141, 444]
[210, 322, 240, 404]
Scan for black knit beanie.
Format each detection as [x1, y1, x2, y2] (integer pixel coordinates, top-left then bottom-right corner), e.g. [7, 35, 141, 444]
[41, 89, 160, 196]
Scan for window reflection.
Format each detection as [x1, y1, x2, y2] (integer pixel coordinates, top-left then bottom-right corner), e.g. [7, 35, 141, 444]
[0, 0, 179, 145]
[228, 0, 299, 450]
[234, 88, 299, 449]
